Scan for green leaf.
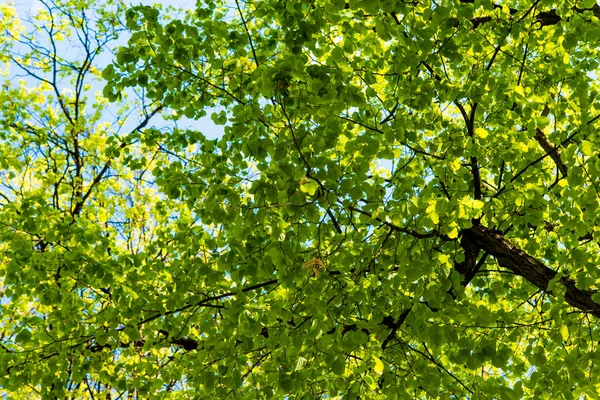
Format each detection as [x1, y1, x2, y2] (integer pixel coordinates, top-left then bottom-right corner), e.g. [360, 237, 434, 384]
[3, 0, 600, 397]
[102, 64, 114, 79]
[447, 226, 459, 239]
[547, 273, 563, 292]
[15, 329, 32, 344]
[373, 357, 384, 375]
[279, 376, 294, 392]
[295, 357, 307, 371]
[560, 325, 569, 341]
[331, 358, 346, 375]
[568, 166, 584, 186]
[580, 141, 594, 156]
[474, 128, 489, 138]
[300, 180, 319, 196]
[563, 33, 578, 50]
[536, 116, 550, 128]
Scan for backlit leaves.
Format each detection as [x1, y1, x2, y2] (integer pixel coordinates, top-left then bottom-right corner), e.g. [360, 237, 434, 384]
[1, 0, 600, 398]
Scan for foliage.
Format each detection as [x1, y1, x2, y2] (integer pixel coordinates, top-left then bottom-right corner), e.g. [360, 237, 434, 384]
[1, 0, 600, 398]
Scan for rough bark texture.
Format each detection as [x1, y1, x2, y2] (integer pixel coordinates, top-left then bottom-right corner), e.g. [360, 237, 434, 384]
[455, 232, 481, 286]
[465, 225, 600, 318]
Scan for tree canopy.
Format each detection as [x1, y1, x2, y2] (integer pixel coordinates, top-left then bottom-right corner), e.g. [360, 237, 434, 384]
[1, 0, 600, 398]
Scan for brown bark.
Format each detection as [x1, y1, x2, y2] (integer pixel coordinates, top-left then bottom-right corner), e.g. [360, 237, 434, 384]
[461, 1, 600, 28]
[455, 231, 481, 286]
[533, 104, 568, 177]
[534, 127, 568, 177]
[465, 225, 600, 318]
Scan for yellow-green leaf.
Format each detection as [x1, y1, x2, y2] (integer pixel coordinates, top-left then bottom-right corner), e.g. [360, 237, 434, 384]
[560, 325, 569, 341]
[448, 227, 459, 239]
[475, 128, 489, 138]
[300, 180, 319, 196]
[373, 357, 384, 374]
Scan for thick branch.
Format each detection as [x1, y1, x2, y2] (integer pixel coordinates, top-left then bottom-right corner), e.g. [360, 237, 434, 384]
[381, 308, 410, 350]
[454, 101, 481, 202]
[466, 225, 600, 318]
[89, 331, 199, 352]
[496, 112, 600, 197]
[464, 2, 600, 28]
[534, 127, 568, 177]
[532, 104, 568, 177]
[454, 232, 482, 286]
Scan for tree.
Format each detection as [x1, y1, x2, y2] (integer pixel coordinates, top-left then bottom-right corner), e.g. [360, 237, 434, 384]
[1, 0, 600, 398]
[0, 0, 166, 397]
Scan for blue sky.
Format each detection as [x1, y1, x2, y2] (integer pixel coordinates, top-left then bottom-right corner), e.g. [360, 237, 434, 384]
[10, 0, 226, 140]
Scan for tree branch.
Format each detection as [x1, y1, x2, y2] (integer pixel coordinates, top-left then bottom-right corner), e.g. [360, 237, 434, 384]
[339, 114, 445, 160]
[137, 279, 279, 327]
[496, 112, 600, 197]
[348, 205, 450, 240]
[534, 105, 568, 177]
[71, 105, 163, 216]
[234, 0, 260, 68]
[381, 308, 410, 350]
[466, 225, 600, 318]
